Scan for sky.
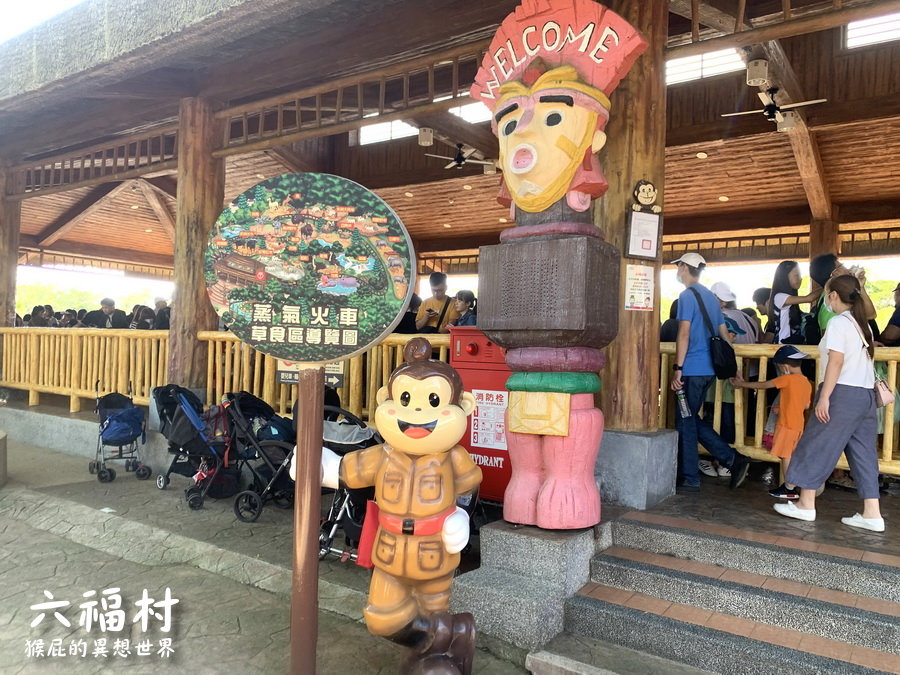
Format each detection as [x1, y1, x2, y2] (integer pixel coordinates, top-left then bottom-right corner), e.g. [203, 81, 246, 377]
[0, 0, 87, 45]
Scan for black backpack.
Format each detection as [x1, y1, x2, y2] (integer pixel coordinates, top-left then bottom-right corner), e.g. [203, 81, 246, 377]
[689, 288, 737, 380]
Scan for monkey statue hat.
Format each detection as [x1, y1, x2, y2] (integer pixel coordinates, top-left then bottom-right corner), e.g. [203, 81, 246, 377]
[320, 338, 482, 674]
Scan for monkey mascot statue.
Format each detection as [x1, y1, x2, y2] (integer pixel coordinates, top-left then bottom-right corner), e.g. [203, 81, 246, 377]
[303, 337, 483, 673]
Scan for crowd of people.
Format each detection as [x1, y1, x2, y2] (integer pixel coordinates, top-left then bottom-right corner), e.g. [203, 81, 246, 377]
[668, 251, 886, 533]
[395, 272, 478, 334]
[15, 298, 171, 330]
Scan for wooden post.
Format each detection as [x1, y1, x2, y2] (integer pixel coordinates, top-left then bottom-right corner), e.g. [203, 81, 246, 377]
[597, 0, 668, 432]
[168, 98, 224, 387]
[292, 366, 324, 674]
[809, 207, 840, 260]
[0, 166, 22, 328]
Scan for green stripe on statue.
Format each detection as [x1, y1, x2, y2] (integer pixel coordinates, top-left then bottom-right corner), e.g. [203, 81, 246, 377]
[505, 372, 601, 394]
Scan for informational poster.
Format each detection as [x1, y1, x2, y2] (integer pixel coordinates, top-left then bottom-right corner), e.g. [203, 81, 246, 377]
[205, 173, 415, 363]
[470, 389, 508, 451]
[626, 210, 661, 260]
[624, 264, 654, 312]
[277, 360, 345, 386]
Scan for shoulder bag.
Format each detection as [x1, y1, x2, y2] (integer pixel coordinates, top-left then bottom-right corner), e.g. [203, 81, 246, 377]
[689, 287, 737, 380]
[847, 315, 893, 408]
[418, 298, 450, 334]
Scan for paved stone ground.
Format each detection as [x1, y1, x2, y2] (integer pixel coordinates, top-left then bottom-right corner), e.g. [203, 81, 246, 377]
[0, 441, 524, 674]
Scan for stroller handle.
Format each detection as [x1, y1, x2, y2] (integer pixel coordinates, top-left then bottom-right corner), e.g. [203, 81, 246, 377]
[323, 405, 367, 429]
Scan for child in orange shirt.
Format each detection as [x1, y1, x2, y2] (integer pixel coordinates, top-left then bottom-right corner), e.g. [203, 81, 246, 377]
[732, 345, 813, 500]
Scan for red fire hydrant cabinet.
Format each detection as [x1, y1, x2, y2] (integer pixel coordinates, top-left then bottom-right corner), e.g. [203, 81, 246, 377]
[448, 326, 511, 503]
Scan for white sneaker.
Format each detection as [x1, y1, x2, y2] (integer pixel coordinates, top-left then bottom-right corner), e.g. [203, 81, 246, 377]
[698, 460, 718, 477]
[774, 501, 816, 522]
[841, 513, 885, 533]
[717, 465, 732, 477]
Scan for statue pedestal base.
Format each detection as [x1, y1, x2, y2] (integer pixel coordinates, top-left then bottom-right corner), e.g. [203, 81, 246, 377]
[451, 520, 608, 651]
[594, 429, 677, 510]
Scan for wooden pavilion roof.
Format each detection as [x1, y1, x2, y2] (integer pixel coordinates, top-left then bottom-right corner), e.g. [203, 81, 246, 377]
[4, 0, 900, 273]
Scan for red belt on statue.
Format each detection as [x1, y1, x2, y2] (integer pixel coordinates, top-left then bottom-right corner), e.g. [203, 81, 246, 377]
[378, 506, 455, 536]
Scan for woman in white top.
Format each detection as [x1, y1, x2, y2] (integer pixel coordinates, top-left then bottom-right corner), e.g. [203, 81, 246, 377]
[767, 260, 821, 344]
[774, 274, 884, 532]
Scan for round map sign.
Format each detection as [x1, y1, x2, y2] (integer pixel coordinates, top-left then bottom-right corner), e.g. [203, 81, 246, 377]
[205, 173, 415, 363]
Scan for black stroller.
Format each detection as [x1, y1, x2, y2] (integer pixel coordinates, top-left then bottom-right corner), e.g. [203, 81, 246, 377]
[90, 387, 151, 483]
[223, 391, 296, 523]
[313, 405, 381, 562]
[151, 385, 232, 510]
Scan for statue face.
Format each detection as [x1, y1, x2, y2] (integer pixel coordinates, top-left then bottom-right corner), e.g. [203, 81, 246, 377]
[375, 374, 475, 455]
[496, 97, 600, 212]
[636, 183, 657, 205]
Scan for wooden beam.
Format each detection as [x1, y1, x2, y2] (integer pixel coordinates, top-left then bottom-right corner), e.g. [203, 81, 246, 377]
[0, 166, 22, 326]
[35, 181, 132, 247]
[600, 0, 668, 431]
[414, 233, 500, 253]
[667, 0, 900, 58]
[263, 146, 321, 174]
[409, 112, 498, 159]
[13, 159, 178, 200]
[136, 178, 176, 240]
[169, 98, 224, 387]
[664, 205, 813, 236]
[143, 175, 178, 199]
[810, 207, 842, 259]
[18, 241, 174, 268]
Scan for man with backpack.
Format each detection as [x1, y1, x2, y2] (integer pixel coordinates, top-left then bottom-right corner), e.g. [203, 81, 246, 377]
[669, 253, 750, 493]
[415, 272, 460, 333]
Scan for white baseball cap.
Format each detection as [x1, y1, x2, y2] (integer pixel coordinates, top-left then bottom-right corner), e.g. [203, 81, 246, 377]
[710, 281, 736, 302]
[670, 252, 706, 268]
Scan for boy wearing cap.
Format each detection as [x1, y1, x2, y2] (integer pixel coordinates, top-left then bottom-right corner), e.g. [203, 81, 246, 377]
[710, 281, 758, 344]
[732, 345, 813, 500]
[670, 252, 750, 492]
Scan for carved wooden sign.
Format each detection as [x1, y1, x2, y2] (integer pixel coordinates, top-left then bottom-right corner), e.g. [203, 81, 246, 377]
[205, 173, 415, 363]
[471, 0, 648, 531]
[471, 0, 648, 213]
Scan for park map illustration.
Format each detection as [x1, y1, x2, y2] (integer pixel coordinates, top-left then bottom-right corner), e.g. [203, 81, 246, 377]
[205, 173, 414, 362]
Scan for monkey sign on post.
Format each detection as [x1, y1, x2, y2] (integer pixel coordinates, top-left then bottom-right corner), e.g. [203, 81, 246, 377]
[293, 337, 483, 674]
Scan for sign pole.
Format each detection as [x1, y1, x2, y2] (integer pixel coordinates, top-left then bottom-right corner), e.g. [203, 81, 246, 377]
[291, 365, 324, 674]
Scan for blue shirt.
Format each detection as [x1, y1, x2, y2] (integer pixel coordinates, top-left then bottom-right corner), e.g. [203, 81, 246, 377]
[677, 283, 725, 377]
[455, 311, 477, 327]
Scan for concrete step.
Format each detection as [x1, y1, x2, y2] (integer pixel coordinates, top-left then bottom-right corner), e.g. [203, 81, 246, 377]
[591, 546, 900, 655]
[613, 514, 900, 602]
[565, 589, 896, 674]
[526, 632, 713, 675]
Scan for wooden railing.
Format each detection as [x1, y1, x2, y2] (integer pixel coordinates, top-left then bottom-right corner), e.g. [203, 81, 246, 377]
[199, 332, 450, 419]
[0, 328, 170, 411]
[0, 328, 450, 419]
[660, 343, 900, 476]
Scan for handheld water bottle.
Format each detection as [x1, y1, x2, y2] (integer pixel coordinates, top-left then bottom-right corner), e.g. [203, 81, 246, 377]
[675, 390, 691, 418]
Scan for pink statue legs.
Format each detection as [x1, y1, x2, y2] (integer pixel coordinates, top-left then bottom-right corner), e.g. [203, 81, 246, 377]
[503, 394, 604, 529]
[536, 394, 603, 529]
[503, 417, 543, 526]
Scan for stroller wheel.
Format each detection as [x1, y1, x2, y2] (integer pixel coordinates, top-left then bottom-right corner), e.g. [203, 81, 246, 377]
[135, 465, 152, 480]
[156, 474, 169, 490]
[234, 490, 263, 523]
[88, 460, 98, 474]
[124, 460, 133, 472]
[185, 487, 204, 510]
[97, 468, 115, 483]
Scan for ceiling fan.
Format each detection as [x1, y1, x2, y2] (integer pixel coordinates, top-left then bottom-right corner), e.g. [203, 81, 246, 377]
[721, 87, 827, 124]
[425, 143, 495, 170]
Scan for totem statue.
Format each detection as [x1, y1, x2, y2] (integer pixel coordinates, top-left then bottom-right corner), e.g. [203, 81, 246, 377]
[320, 338, 482, 674]
[471, 0, 648, 529]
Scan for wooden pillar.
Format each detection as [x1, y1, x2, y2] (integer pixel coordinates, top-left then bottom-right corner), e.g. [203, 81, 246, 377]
[0, 166, 22, 328]
[809, 206, 840, 260]
[168, 98, 224, 387]
[597, 0, 668, 432]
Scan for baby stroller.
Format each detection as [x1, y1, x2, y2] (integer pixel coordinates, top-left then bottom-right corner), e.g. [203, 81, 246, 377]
[223, 391, 296, 523]
[313, 404, 381, 562]
[90, 385, 151, 483]
[151, 385, 232, 510]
